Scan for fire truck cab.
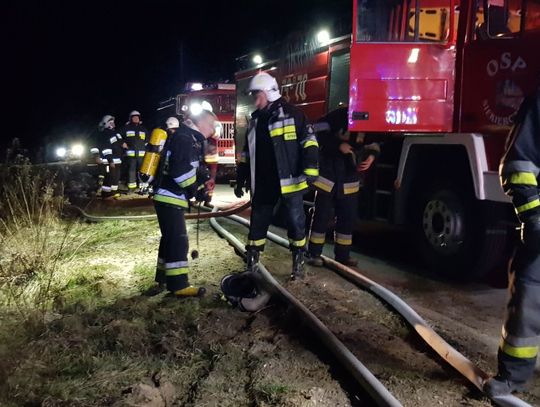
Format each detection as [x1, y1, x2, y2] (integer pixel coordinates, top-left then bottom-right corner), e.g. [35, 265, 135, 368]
[165, 83, 237, 166]
[235, 0, 540, 278]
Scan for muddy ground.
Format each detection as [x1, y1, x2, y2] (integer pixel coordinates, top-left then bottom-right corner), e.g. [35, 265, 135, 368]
[3, 186, 539, 407]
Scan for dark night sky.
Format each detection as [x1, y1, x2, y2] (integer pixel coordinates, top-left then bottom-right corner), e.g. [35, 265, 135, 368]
[4, 0, 350, 150]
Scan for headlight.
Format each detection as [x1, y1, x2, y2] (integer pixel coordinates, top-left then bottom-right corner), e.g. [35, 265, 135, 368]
[56, 147, 67, 158]
[190, 102, 203, 116]
[71, 144, 84, 157]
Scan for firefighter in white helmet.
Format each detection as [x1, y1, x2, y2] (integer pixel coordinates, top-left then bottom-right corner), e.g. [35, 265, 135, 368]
[235, 72, 319, 280]
[146, 112, 214, 298]
[121, 110, 148, 193]
[90, 115, 123, 199]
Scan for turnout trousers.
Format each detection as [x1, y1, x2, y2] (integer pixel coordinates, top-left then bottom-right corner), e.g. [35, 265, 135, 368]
[497, 244, 540, 383]
[126, 155, 144, 190]
[308, 190, 357, 261]
[101, 163, 120, 198]
[154, 202, 190, 292]
[247, 192, 306, 253]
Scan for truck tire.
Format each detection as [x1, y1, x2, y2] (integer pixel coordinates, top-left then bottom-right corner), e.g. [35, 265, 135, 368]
[414, 186, 508, 280]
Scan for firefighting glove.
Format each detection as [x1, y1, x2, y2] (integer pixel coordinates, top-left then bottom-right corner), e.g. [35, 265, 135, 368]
[234, 179, 246, 198]
[195, 185, 210, 203]
[522, 215, 540, 252]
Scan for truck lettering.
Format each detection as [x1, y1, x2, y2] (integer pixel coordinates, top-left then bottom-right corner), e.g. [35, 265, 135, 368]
[486, 53, 527, 77]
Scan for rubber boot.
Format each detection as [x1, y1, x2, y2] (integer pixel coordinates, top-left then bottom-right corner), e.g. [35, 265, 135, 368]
[246, 249, 260, 272]
[143, 283, 166, 296]
[483, 375, 527, 397]
[307, 254, 323, 267]
[291, 251, 305, 280]
[174, 286, 206, 298]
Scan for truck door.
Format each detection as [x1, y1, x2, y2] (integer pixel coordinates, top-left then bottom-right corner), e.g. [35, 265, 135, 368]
[458, 0, 540, 169]
[349, 0, 458, 133]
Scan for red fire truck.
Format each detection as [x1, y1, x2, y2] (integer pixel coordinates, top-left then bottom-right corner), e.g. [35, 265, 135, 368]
[235, 0, 540, 278]
[160, 83, 236, 167]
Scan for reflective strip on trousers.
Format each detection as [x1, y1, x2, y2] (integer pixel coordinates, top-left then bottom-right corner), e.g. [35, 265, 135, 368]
[335, 233, 352, 246]
[128, 183, 137, 189]
[507, 172, 538, 186]
[500, 339, 539, 359]
[289, 237, 306, 247]
[309, 232, 326, 245]
[165, 267, 189, 277]
[304, 168, 319, 177]
[343, 181, 360, 195]
[127, 150, 136, 157]
[248, 238, 266, 247]
[516, 199, 540, 214]
[138, 151, 146, 157]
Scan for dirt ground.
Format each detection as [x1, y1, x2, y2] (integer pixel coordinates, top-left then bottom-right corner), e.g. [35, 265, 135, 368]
[3, 185, 539, 407]
[0, 216, 353, 407]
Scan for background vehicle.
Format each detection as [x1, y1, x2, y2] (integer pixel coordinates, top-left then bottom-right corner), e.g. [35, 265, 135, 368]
[159, 83, 237, 171]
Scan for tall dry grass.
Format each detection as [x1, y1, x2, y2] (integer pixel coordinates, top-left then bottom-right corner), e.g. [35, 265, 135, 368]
[0, 165, 72, 327]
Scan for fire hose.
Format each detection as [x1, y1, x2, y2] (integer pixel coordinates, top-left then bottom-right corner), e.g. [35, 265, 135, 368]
[65, 200, 250, 222]
[210, 208, 531, 407]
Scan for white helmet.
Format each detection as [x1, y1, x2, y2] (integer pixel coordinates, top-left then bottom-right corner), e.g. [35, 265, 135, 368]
[99, 115, 115, 131]
[129, 110, 141, 118]
[248, 72, 281, 102]
[166, 117, 180, 129]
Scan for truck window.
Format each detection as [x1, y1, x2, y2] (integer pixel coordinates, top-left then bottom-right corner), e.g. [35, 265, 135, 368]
[356, 0, 453, 42]
[525, 0, 540, 32]
[473, 0, 524, 39]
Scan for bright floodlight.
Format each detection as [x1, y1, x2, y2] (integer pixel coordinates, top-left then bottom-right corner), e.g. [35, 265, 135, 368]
[253, 54, 263, 65]
[190, 102, 203, 116]
[317, 29, 331, 45]
[201, 100, 213, 112]
[56, 147, 67, 158]
[71, 144, 84, 157]
[191, 83, 203, 91]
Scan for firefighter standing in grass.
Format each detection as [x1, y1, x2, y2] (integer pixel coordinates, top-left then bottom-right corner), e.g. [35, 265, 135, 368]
[234, 72, 319, 280]
[122, 110, 148, 193]
[150, 111, 215, 297]
[307, 106, 379, 266]
[484, 86, 540, 397]
[91, 115, 123, 199]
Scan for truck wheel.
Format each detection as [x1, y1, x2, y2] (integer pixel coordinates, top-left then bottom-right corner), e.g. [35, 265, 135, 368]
[415, 187, 507, 280]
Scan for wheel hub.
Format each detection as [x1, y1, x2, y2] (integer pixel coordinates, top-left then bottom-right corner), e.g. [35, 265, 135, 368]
[422, 199, 465, 255]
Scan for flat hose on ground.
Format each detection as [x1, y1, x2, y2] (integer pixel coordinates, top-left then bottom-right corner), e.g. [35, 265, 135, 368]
[208, 208, 402, 407]
[217, 211, 531, 407]
[65, 200, 250, 222]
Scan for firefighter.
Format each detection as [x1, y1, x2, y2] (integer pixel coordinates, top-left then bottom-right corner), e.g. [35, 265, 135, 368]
[91, 115, 123, 199]
[307, 107, 379, 266]
[484, 87, 540, 397]
[234, 72, 319, 280]
[150, 111, 215, 298]
[122, 110, 148, 193]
